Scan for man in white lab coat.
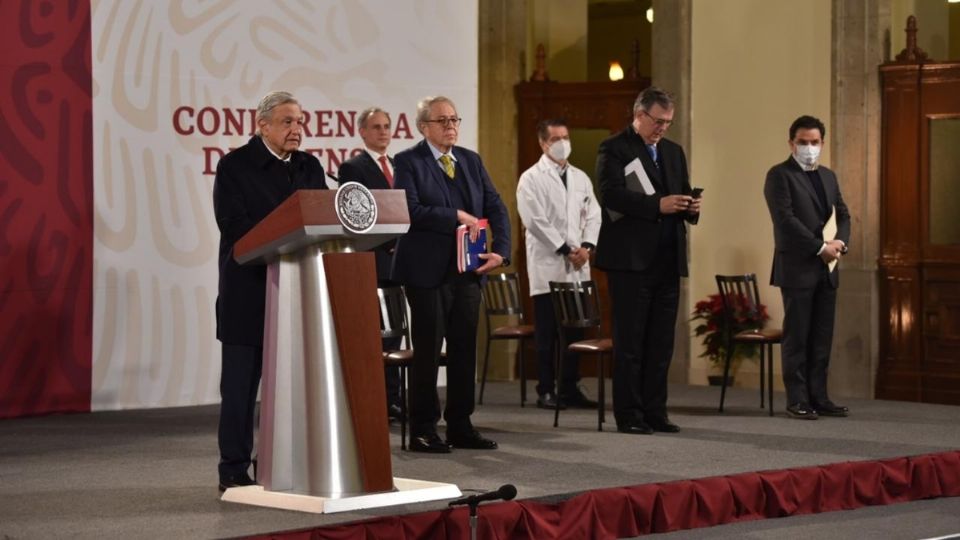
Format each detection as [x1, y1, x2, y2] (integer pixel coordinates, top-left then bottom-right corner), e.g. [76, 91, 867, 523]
[517, 119, 603, 410]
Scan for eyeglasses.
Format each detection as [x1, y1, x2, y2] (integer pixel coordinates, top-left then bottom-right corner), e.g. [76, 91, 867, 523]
[642, 111, 673, 128]
[424, 117, 462, 127]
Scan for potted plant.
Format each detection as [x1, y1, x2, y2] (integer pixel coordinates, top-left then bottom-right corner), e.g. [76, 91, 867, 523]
[691, 293, 770, 386]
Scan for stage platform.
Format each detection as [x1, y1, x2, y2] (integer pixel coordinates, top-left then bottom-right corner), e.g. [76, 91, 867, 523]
[1, 382, 958, 539]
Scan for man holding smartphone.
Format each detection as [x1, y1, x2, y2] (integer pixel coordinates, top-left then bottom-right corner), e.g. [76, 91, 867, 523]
[594, 87, 702, 435]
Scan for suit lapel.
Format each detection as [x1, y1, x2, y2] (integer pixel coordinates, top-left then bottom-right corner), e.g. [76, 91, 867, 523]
[452, 148, 480, 214]
[657, 144, 681, 195]
[786, 159, 825, 215]
[630, 131, 664, 192]
[820, 168, 837, 208]
[418, 141, 453, 206]
[360, 152, 390, 189]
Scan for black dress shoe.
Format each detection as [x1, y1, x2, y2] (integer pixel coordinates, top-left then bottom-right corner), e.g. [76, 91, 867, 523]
[616, 420, 654, 435]
[408, 433, 452, 453]
[387, 403, 404, 422]
[218, 472, 255, 492]
[813, 401, 849, 417]
[560, 387, 599, 409]
[536, 392, 566, 410]
[446, 429, 498, 450]
[786, 403, 819, 420]
[646, 417, 680, 433]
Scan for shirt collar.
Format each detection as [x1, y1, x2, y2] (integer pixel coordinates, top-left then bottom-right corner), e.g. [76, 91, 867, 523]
[426, 140, 456, 162]
[541, 153, 567, 176]
[792, 154, 818, 171]
[261, 136, 292, 163]
[364, 147, 390, 163]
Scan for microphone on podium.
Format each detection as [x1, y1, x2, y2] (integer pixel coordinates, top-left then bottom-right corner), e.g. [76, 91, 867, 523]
[448, 484, 517, 507]
[325, 171, 340, 185]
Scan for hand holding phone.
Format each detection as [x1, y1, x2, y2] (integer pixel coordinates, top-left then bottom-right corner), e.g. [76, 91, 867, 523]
[691, 187, 704, 199]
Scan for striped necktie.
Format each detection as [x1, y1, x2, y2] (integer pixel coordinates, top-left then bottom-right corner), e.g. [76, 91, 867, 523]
[439, 154, 455, 179]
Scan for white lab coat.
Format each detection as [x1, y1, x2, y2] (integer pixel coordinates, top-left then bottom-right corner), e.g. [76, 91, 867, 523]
[517, 154, 602, 296]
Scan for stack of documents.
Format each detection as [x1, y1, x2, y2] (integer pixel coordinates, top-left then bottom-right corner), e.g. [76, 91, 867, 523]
[823, 206, 838, 272]
[457, 219, 488, 273]
[607, 158, 656, 222]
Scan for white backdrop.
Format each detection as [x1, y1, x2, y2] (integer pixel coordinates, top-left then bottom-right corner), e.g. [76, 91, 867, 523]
[90, 0, 478, 410]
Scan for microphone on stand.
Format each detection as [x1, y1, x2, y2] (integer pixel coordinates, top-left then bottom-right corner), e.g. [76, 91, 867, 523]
[448, 484, 517, 507]
[450, 484, 518, 540]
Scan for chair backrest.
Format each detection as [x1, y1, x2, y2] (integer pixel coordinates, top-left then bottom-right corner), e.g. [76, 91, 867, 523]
[377, 286, 410, 344]
[714, 274, 765, 338]
[482, 272, 526, 322]
[548, 280, 602, 330]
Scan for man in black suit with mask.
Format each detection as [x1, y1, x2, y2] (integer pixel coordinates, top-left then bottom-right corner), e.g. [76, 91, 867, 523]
[764, 115, 850, 420]
[337, 106, 403, 421]
[213, 91, 327, 491]
[595, 87, 701, 435]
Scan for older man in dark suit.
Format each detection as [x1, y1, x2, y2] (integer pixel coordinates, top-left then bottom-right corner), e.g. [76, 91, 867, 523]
[764, 115, 851, 420]
[391, 96, 511, 453]
[213, 91, 327, 491]
[337, 107, 403, 421]
[595, 87, 701, 435]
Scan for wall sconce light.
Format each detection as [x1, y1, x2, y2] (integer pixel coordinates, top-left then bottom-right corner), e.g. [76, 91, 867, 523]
[646, 7, 654, 23]
[609, 61, 624, 81]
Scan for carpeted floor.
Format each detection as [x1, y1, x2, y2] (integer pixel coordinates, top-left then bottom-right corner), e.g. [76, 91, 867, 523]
[646, 497, 960, 539]
[1, 381, 959, 539]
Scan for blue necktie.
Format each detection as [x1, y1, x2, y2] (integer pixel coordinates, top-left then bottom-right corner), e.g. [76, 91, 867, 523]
[646, 144, 658, 167]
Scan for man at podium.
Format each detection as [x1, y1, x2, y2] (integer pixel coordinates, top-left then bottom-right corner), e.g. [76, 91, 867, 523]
[391, 96, 511, 453]
[213, 91, 327, 491]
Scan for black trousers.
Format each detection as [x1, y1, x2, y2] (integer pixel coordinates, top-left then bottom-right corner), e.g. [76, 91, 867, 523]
[533, 293, 583, 397]
[218, 343, 262, 479]
[607, 260, 680, 423]
[405, 271, 481, 438]
[780, 268, 837, 407]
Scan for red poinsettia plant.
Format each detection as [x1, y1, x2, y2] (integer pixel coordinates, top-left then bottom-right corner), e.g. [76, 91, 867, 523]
[691, 293, 770, 365]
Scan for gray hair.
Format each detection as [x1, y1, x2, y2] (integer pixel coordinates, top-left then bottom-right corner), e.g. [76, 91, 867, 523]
[358, 106, 391, 129]
[255, 91, 300, 134]
[415, 96, 456, 133]
[633, 87, 674, 115]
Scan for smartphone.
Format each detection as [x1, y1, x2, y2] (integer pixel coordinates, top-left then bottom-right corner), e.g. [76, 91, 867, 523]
[691, 187, 704, 199]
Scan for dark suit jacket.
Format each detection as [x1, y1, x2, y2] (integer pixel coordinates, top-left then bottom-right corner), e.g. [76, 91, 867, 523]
[338, 151, 396, 282]
[764, 156, 851, 289]
[213, 135, 327, 346]
[594, 127, 697, 275]
[391, 140, 511, 288]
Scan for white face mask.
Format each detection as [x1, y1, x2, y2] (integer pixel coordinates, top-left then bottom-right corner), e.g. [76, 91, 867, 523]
[547, 139, 572, 162]
[794, 144, 820, 167]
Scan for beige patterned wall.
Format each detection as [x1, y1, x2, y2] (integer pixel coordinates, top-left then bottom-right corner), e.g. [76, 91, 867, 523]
[687, 0, 832, 387]
[90, 0, 479, 410]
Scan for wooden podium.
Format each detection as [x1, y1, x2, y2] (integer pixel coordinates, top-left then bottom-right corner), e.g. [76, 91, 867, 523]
[233, 188, 408, 499]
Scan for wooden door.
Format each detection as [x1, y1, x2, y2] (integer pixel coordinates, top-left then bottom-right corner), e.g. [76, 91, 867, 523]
[877, 61, 960, 405]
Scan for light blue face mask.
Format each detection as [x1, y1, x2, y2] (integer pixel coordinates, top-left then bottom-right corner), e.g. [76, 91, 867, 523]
[794, 144, 820, 167]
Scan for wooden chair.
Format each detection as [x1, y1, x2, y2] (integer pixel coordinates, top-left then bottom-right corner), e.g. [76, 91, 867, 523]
[478, 273, 535, 407]
[715, 274, 783, 417]
[377, 286, 413, 450]
[548, 280, 612, 431]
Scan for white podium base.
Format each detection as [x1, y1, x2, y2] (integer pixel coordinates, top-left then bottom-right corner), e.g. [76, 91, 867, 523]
[220, 477, 461, 514]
